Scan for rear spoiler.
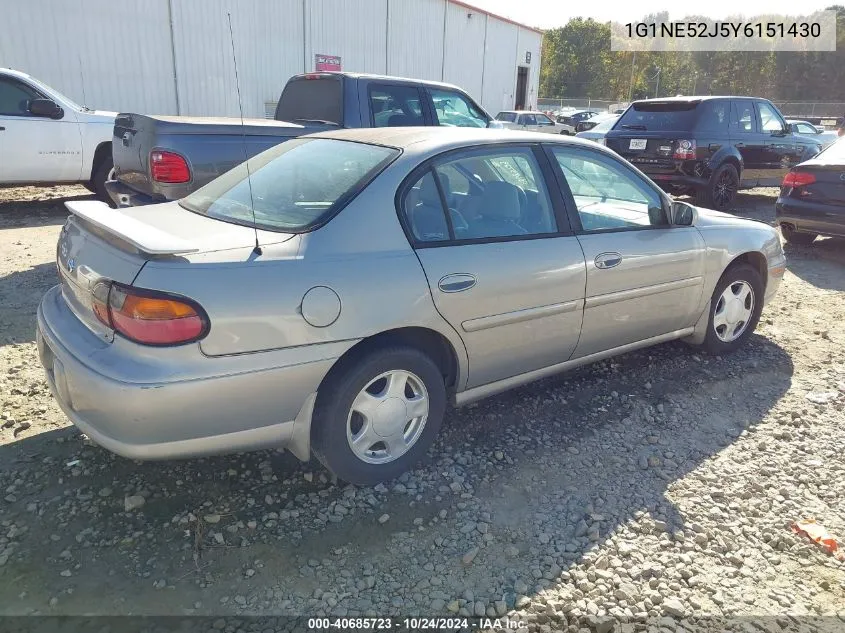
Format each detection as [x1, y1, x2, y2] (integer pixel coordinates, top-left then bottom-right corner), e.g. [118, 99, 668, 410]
[65, 201, 199, 256]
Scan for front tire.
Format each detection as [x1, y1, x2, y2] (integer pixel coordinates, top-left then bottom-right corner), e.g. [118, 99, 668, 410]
[311, 346, 446, 485]
[697, 263, 763, 355]
[780, 224, 816, 246]
[696, 163, 739, 210]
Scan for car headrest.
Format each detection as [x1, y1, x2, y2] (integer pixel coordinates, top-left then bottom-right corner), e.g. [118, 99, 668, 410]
[388, 114, 419, 127]
[479, 181, 521, 220]
[418, 174, 442, 206]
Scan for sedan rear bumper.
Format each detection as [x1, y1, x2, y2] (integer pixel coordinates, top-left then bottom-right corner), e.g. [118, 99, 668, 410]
[36, 285, 341, 462]
[776, 198, 845, 238]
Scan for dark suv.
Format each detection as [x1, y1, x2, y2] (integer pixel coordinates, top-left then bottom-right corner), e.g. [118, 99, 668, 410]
[605, 96, 823, 209]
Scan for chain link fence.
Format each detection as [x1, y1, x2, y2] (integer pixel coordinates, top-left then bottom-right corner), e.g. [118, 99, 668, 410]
[537, 98, 621, 112]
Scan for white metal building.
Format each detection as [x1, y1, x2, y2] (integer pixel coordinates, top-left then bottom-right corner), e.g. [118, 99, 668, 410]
[0, 0, 542, 119]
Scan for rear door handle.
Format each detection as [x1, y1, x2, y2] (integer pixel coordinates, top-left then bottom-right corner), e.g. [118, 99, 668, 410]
[595, 253, 623, 269]
[438, 273, 477, 293]
[0, 126, 5, 131]
[708, 143, 720, 151]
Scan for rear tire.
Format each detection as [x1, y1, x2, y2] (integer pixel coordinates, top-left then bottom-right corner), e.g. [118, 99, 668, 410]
[696, 263, 763, 355]
[696, 163, 739, 210]
[311, 346, 446, 485]
[780, 224, 816, 246]
[91, 155, 114, 207]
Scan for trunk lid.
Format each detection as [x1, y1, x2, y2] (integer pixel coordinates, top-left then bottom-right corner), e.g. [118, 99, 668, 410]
[793, 160, 845, 206]
[56, 200, 293, 341]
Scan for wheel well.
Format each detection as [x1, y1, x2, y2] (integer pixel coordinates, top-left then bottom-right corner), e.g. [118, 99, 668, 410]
[720, 156, 741, 176]
[90, 142, 112, 180]
[728, 251, 767, 292]
[325, 327, 459, 391]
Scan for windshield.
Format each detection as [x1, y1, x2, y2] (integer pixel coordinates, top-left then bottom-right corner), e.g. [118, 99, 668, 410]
[179, 138, 398, 232]
[617, 101, 698, 131]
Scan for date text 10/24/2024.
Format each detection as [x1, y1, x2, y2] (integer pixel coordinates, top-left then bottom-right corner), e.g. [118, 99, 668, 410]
[307, 617, 527, 631]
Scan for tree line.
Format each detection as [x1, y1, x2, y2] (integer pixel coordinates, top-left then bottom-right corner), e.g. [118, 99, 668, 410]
[539, 6, 845, 109]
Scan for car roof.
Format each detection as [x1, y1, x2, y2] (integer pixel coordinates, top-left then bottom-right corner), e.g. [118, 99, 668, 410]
[0, 68, 32, 80]
[289, 71, 464, 92]
[498, 110, 544, 115]
[631, 95, 764, 105]
[310, 126, 602, 155]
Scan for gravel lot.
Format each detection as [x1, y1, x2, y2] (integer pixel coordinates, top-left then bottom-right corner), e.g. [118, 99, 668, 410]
[1, 185, 844, 631]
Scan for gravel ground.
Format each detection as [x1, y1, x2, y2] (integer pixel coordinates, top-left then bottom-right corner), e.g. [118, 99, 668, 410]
[1, 185, 844, 631]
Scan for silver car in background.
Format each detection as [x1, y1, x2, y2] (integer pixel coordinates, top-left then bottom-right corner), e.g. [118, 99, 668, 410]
[37, 128, 785, 484]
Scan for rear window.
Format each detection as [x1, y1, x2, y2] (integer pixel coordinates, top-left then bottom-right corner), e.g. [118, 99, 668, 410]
[275, 77, 343, 125]
[496, 112, 517, 122]
[179, 138, 398, 232]
[617, 101, 699, 132]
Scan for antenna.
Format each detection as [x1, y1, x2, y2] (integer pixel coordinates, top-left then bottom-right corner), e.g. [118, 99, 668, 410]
[227, 12, 262, 255]
[77, 53, 88, 107]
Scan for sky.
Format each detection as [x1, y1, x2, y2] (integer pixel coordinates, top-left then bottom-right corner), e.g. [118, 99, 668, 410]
[466, 0, 835, 30]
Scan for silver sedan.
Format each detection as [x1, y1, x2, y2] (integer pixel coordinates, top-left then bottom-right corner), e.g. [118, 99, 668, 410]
[37, 128, 786, 484]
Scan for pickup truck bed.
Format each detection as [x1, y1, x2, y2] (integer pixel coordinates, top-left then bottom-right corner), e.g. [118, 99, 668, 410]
[108, 72, 496, 207]
[108, 114, 313, 206]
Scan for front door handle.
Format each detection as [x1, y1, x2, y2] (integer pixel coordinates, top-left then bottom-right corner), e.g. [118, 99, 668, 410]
[595, 253, 623, 269]
[734, 142, 745, 148]
[0, 126, 5, 131]
[438, 273, 477, 293]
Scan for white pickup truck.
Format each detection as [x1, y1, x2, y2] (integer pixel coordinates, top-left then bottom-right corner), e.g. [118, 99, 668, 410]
[0, 68, 115, 200]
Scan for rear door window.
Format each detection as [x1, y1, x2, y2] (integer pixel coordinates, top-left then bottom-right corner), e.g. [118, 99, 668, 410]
[370, 84, 425, 127]
[731, 100, 756, 134]
[518, 114, 536, 126]
[694, 100, 729, 134]
[616, 101, 698, 131]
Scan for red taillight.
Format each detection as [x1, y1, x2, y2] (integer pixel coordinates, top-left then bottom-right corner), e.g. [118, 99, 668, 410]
[94, 283, 208, 346]
[150, 150, 190, 183]
[782, 171, 816, 187]
[673, 139, 696, 160]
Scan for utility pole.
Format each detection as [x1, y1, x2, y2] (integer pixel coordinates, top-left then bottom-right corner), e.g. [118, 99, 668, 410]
[654, 67, 661, 98]
[628, 52, 636, 102]
[692, 72, 698, 95]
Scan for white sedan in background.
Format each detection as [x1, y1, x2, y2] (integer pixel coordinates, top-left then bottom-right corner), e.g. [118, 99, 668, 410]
[495, 110, 561, 134]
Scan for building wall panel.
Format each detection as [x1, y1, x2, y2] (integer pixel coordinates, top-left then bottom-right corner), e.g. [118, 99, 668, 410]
[305, 0, 388, 76]
[0, 0, 177, 114]
[442, 2, 486, 102]
[481, 17, 518, 114]
[386, 0, 445, 81]
[171, 0, 304, 118]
